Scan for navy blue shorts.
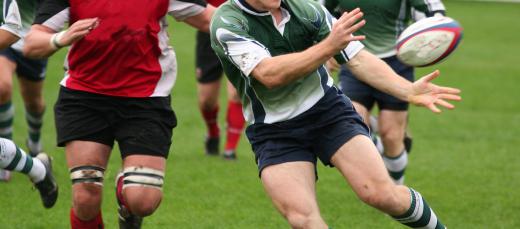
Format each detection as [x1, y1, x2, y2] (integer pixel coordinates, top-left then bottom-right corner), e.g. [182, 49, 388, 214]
[339, 55, 414, 111]
[246, 87, 370, 175]
[0, 47, 48, 81]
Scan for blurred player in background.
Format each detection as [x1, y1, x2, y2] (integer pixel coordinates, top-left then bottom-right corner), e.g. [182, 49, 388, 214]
[324, 0, 446, 184]
[0, 0, 58, 208]
[24, 0, 214, 228]
[211, 0, 460, 227]
[0, 0, 48, 180]
[195, 0, 245, 160]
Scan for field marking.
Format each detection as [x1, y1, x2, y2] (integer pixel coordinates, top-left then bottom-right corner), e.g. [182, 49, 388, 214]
[455, 0, 520, 3]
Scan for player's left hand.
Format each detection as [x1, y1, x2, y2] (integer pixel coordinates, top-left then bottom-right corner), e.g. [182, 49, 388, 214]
[408, 70, 461, 113]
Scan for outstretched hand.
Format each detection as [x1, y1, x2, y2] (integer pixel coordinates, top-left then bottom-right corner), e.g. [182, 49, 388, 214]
[408, 70, 461, 113]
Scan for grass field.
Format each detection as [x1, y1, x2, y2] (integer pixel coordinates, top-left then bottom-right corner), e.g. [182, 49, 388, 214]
[1, 1, 519, 228]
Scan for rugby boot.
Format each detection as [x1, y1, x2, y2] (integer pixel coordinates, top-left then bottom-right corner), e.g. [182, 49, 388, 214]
[34, 153, 59, 208]
[223, 150, 237, 160]
[204, 136, 220, 156]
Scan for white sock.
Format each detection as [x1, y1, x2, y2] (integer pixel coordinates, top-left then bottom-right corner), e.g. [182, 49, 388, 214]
[0, 138, 46, 183]
[382, 150, 408, 185]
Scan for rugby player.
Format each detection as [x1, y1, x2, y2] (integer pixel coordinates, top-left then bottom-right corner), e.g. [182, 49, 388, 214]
[325, 0, 447, 185]
[0, 0, 57, 209]
[210, 0, 460, 228]
[24, 0, 214, 228]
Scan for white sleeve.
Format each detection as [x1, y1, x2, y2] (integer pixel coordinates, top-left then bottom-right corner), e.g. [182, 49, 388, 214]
[1, 0, 22, 37]
[41, 8, 69, 32]
[215, 27, 271, 77]
[168, 0, 206, 21]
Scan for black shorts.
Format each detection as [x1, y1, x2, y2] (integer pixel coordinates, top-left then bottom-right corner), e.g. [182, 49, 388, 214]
[195, 31, 223, 83]
[54, 87, 177, 158]
[0, 47, 48, 81]
[246, 87, 370, 175]
[339, 55, 414, 111]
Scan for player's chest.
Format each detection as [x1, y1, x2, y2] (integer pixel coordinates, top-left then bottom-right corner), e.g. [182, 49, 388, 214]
[248, 18, 315, 56]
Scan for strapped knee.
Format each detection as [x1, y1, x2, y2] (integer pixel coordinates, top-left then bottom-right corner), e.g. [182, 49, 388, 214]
[122, 166, 164, 190]
[70, 165, 105, 186]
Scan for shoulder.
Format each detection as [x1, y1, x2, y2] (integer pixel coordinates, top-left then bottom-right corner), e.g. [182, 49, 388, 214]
[211, 3, 249, 35]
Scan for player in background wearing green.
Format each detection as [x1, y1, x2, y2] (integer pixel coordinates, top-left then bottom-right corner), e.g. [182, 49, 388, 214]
[0, 0, 58, 207]
[324, 0, 446, 184]
[0, 0, 49, 181]
[211, 0, 460, 228]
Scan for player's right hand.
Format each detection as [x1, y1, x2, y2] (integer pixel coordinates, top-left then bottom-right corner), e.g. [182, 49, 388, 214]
[326, 8, 366, 52]
[59, 18, 99, 46]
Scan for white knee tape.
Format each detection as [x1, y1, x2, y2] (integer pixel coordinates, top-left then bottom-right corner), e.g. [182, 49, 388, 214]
[123, 166, 164, 190]
[70, 165, 105, 186]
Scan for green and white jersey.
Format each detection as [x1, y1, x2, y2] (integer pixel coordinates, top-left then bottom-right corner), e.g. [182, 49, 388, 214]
[1, 0, 40, 51]
[211, 0, 363, 124]
[324, 0, 445, 58]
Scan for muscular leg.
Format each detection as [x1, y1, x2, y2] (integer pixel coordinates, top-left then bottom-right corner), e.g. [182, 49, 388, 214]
[121, 155, 166, 217]
[378, 110, 408, 184]
[261, 162, 327, 229]
[66, 141, 111, 221]
[18, 77, 45, 155]
[331, 135, 445, 228]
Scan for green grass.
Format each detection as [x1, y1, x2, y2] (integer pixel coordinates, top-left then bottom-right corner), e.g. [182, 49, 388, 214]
[1, 1, 520, 228]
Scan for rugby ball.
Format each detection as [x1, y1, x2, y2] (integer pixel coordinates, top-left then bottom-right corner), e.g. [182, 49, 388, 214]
[396, 16, 463, 67]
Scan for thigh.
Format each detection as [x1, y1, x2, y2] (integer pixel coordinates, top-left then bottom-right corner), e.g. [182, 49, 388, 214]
[115, 97, 176, 159]
[261, 161, 319, 217]
[66, 141, 112, 169]
[330, 135, 394, 197]
[0, 54, 16, 87]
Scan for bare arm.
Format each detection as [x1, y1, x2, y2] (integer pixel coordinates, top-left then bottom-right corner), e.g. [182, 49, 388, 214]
[251, 9, 365, 89]
[347, 49, 461, 113]
[0, 30, 19, 50]
[183, 4, 215, 32]
[24, 18, 98, 58]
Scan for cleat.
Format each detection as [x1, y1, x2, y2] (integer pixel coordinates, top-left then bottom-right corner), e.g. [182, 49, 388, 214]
[223, 150, 237, 160]
[204, 136, 220, 156]
[116, 172, 142, 229]
[0, 169, 11, 182]
[34, 153, 58, 208]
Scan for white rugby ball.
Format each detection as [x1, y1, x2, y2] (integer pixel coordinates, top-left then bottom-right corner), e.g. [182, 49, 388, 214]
[396, 16, 463, 67]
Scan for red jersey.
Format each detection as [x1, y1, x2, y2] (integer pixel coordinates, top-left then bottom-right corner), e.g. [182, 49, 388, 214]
[34, 0, 207, 97]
